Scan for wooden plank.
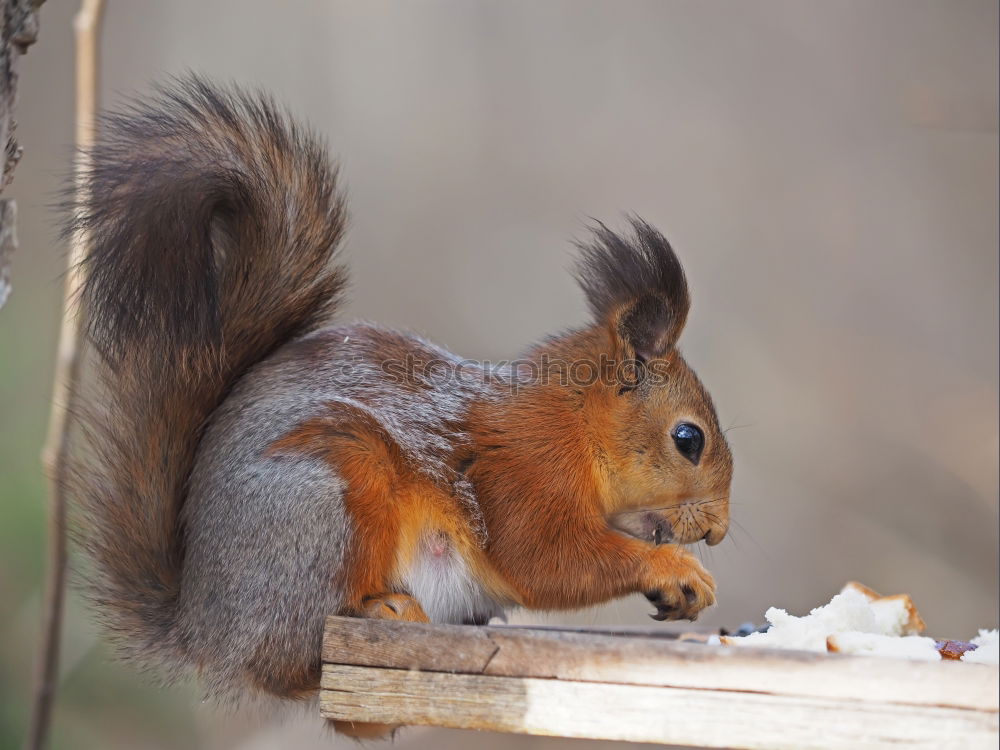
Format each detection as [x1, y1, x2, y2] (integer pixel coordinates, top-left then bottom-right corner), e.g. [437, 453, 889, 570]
[323, 616, 1000, 712]
[490, 623, 720, 638]
[320, 663, 999, 750]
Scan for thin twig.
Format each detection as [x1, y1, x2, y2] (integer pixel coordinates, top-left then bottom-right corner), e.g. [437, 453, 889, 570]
[25, 2, 106, 749]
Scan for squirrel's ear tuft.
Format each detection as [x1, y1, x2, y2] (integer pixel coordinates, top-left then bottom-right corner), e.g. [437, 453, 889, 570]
[573, 216, 690, 361]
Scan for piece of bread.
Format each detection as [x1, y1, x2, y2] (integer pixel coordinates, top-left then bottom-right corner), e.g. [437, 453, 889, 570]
[826, 632, 940, 661]
[716, 587, 892, 652]
[962, 630, 999, 665]
[840, 580, 881, 601]
[840, 582, 925, 635]
[715, 582, 934, 659]
[713, 583, 1000, 664]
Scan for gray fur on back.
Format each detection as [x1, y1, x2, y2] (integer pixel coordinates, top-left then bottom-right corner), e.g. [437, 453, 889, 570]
[181, 322, 496, 696]
[181, 376, 350, 697]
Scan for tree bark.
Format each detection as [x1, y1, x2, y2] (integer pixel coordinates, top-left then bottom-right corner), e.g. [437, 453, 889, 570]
[0, 0, 44, 309]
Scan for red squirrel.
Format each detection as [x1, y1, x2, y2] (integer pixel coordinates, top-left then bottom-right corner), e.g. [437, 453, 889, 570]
[68, 77, 733, 729]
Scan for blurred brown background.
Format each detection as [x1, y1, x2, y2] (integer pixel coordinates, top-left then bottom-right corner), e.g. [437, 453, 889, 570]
[1, 1, 997, 748]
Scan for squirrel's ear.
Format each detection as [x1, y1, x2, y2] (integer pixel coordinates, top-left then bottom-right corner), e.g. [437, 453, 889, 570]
[574, 217, 690, 362]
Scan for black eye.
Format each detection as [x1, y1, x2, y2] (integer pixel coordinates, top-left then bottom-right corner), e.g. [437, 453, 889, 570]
[672, 422, 704, 465]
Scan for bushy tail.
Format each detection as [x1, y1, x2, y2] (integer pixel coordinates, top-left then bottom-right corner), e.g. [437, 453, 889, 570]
[67, 76, 347, 673]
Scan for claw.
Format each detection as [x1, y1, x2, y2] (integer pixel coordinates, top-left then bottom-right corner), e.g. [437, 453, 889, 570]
[650, 601, 679, 621]
[682, 585, 696, 605]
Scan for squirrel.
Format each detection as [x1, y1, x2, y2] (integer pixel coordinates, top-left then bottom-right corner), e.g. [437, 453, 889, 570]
[67, 76, 733, 734]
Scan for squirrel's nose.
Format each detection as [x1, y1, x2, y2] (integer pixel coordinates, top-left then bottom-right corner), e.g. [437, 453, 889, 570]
[703, 524, 727, 546]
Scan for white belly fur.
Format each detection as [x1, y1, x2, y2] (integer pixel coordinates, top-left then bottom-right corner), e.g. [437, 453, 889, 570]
[398, 530, 504, 624]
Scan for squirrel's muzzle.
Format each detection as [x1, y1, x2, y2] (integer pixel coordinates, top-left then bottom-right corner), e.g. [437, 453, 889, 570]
[699, 497, 729, 546]
[609, 497, 729, 547]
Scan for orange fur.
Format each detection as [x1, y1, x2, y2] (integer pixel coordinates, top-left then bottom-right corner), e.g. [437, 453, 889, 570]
[269, 406, 406, 610]
[268, 403, 517, 612]
[467, 326, 727, 615]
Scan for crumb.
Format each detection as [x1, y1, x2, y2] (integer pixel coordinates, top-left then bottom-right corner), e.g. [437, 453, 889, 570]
[936, 640, 977, 660]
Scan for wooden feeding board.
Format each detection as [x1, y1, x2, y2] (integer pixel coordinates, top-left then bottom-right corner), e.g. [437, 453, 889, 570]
[320, 616, 999, 749]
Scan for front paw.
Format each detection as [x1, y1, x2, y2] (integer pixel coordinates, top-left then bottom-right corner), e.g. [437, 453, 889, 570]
[642, 548, 716, 621]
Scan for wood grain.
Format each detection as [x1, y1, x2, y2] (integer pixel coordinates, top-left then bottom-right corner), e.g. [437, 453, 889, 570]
[320, 663, 998, 750]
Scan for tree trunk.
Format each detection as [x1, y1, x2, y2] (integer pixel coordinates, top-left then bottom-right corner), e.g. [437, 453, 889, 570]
[0, 0, 45, 309]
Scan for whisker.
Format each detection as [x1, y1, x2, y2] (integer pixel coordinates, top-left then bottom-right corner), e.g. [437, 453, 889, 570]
[600, 496, 729, 519]
[726, 518, 769, 561]
[722, 526, 742, 553]
[584, 499, 691, 520]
